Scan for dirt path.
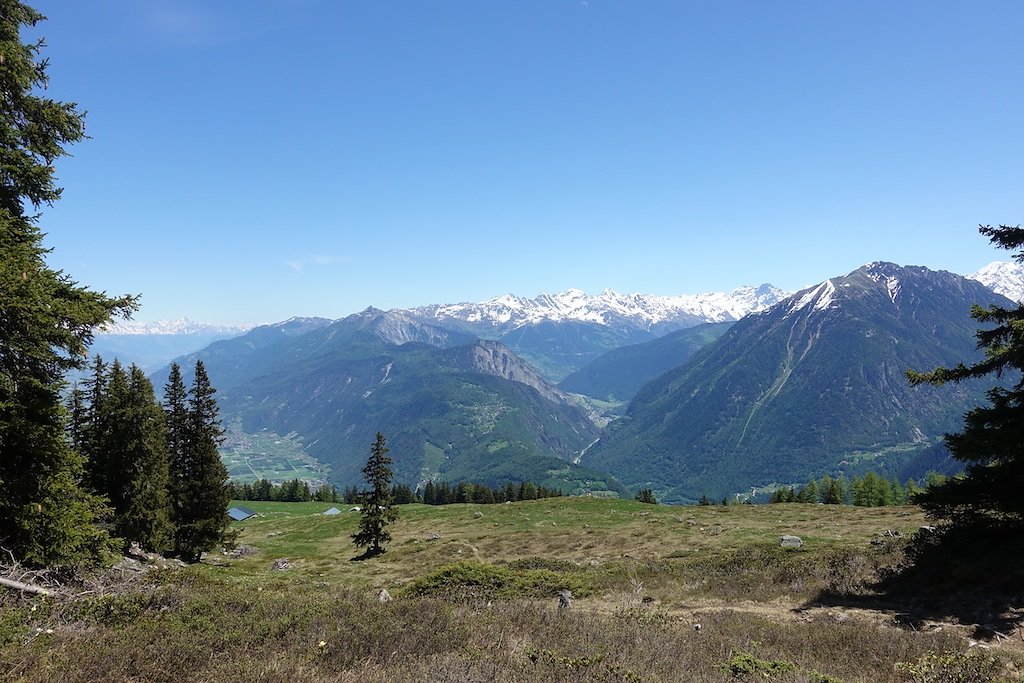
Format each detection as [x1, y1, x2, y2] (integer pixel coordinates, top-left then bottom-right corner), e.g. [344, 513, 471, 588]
[585, 593, 1024, 654]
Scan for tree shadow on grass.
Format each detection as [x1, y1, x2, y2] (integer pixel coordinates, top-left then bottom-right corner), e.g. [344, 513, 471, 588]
[349, 547, 385, 562]
[804, 524, 1024, 642]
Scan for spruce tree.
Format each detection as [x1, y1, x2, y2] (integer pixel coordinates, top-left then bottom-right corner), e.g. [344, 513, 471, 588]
[908, 224, 1024, 528]
[352, 432, 398, 555]
[163, 363, 189, 532]
[112, 366, 174, 552]
[172, 361, 230, 562]
[102, 360, 130, 511]
[634, 488, 657, 504]
[79, 355, 110, 494]
[0, 1, 136, 566]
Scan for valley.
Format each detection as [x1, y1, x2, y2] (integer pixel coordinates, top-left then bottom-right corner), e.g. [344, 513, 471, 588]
[129, 260, 1023, 504]
[5, 5, 1023, 681]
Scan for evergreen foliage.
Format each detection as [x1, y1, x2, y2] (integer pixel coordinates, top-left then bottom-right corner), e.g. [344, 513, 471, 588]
[162, 362, 188, 524]
[634, 488, 657, 504]
[769, 470, 946, 507]
[352, 433, 398, 555]
[226, 477, 564, 505]
[226, 478, 329, 502]
[908, 224, 1024, 528]
[172, 360, 230, 562]
[113, 366, 174, 552]
[0, 1, 135, 567]
[420, 479, 563, 505]
[75, 359, 174, 552]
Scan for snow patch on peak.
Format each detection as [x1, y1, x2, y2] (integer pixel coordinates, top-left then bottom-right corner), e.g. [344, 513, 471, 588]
[861, 261, 904, 283]
[885, 276, 901, 304]
[789, 279, 837, 315]
[969, 260, 1024, 302]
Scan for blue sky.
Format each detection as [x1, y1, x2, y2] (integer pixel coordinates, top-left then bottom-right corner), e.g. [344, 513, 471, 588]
[33, 1, 1023, 324]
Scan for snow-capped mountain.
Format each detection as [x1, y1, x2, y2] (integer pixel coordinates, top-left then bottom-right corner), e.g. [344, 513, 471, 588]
[587, 262, 1015, 502]
[98, 318, 256, 336]
[969, 260, 1024, 302]
[406, 284, 790, 334]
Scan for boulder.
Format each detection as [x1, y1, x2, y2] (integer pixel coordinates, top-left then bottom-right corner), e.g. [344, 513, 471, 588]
[779, 535, 803, 548]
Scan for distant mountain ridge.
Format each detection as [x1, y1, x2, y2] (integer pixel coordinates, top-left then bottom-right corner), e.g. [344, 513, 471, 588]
[154, 308, 621, 495]
[406, 284, 790, 334]
[99, 317, 256, 336]
[559, 322, 734, 402]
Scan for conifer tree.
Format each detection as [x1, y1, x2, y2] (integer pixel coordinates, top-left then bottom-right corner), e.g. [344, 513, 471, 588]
[112, 366, 174, 552]
[908, 224, 1024, 528]
[163, 362, 188, 494]
[0, 1, 136, 566]
[65, 385, 87, 455]
[172, 361, 230, 562]
[78, 355, 110, 494]
[634, 488, 657, 504]
[352, 432, 398, 555]
[102, 360, 130, 509]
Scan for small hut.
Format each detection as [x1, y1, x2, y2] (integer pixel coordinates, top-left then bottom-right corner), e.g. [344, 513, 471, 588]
[227, 505, 256, 522]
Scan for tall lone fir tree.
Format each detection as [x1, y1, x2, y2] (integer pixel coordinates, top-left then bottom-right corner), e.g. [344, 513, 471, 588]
[352, 432, 398, 556]
[0, 1, 136, 566]
[908, 224, 1024, 529]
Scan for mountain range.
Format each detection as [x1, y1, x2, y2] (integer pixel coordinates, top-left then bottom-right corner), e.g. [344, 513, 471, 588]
[136, 260, 1023, 499]
[402, 285, 789, 381]
[153, 309, 620, 495]
[583, 263, 1016, 502]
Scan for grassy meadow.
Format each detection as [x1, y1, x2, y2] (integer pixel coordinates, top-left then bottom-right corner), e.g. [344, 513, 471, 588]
[2, 498, 1021, 682]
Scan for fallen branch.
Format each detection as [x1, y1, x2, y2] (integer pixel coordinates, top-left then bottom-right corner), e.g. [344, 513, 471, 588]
[0, 576, 50, 596]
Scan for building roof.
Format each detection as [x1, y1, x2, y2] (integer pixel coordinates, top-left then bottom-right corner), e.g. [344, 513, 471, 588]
[227, 506, 256, 521]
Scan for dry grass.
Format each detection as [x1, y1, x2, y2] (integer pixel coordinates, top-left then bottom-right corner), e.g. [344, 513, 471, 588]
[0, 578, 975, 682]
[2, 499, 1021, 682]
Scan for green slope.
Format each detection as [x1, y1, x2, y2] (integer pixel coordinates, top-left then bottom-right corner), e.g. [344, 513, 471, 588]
[558, 322, 733, 401]
[586, 263, 1016, 502]
[158, 310, 620, 495]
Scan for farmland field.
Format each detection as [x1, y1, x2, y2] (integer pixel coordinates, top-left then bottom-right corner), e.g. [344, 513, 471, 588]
[219, 425, 328, 485]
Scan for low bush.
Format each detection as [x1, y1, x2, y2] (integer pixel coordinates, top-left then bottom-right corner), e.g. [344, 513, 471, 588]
[895, 651, 1005, 683]
[401, 560, 595, 600]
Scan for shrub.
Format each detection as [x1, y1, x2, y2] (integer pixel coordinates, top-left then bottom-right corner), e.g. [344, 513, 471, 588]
[895, 651, 1003, 683]
[402, 560, 594, 600]
[721, 650, 795, 677]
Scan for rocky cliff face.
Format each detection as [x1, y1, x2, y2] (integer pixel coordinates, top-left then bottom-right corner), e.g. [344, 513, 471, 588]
[458, 340, 572, 405]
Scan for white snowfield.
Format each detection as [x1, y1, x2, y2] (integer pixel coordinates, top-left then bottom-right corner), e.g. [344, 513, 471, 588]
[969, 261, 1024, 303]
[410, 284, 790, 330]
[98, 317, 255, 336]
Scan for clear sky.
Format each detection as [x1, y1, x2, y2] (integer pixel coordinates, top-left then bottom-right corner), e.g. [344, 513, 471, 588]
[32, 0, 1024, 325]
